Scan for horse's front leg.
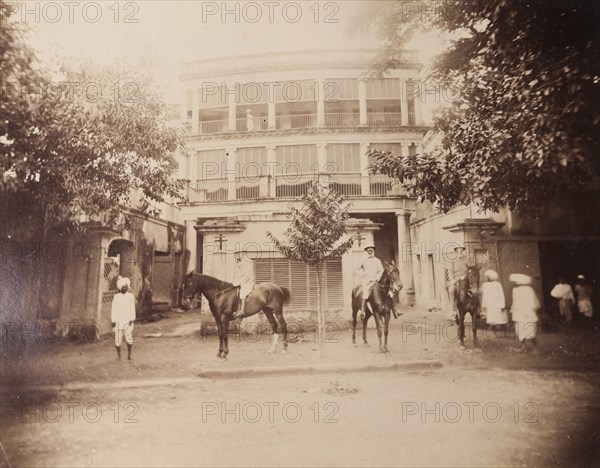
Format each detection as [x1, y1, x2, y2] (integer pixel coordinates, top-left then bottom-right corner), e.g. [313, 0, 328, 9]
[352, 309, 358, 346]
[373, 310, 385, 353]
[472, 308, 479, 347]
[222, 316, 230, 359]
[457, 311, 466, 348]
[214, 315, 224, 358]
[362, 311, 369, 347]
[383, 310, 391, 353]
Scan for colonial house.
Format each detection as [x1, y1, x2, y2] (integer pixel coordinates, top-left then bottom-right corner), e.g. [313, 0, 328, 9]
[176, 49, 429, 326]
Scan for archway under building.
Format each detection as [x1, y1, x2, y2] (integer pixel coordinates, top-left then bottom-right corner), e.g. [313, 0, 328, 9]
[102, 239, 135, 322]
[538, 240, 600, 319]
[352, 213, 399, 265]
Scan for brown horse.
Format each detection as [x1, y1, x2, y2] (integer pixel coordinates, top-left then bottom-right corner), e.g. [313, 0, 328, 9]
[455, 265, 481, 348]
[181, 273, 290, 359]
[351, 262, 402, 353]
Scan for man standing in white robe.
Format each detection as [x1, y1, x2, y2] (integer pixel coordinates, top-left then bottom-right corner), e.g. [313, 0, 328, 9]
[510, 274, 540, 345]
[111, 276, 136, 360]
[481, 269, 507, 327]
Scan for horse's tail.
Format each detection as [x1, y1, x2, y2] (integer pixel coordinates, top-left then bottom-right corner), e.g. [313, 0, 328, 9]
[280, 287, 291, 304]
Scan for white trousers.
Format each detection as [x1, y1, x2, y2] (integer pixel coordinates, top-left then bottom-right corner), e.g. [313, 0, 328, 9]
[114, 323, 134, 346]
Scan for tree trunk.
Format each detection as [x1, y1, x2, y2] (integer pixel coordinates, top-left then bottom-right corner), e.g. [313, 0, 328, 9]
[316, 264, 324, 358]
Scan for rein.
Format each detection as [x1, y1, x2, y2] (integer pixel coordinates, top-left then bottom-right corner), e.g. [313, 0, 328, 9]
[188, 273, 236, 300]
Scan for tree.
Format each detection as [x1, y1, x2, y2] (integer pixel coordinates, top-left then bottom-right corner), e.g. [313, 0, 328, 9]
[1, 4, 186, 319]
[1, 2, 185, 241]
[360, 0, 600, 214]
[267, 181, 354, 356]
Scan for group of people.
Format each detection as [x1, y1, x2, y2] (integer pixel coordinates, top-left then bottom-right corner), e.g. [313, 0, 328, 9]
[446, 244, 594, 346]
[550, 275, 593, 322]
[110, 243, 594, 358]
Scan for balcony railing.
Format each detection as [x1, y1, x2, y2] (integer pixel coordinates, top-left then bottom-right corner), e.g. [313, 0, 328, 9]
[369, 174, 404, 196]
[200, 120, 228, 134]
[236, 175, 270, 199]
[236, 116, 268, 132]
[194, 112, 412, 134]
[276, 114, 316, 129]
[327, 173, 362, 196]
[367, 112, 402, 127]
[274, 173, 315, 198]
[186, 174, 404, 202]
[189, 180, 228, 202]
[324, 113, 360, 127]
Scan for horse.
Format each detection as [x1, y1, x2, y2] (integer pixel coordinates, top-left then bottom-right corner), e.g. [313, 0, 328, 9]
[455, 265, 481, 348]
[180, 273, 290, 359]
[351, 262, 402, 353]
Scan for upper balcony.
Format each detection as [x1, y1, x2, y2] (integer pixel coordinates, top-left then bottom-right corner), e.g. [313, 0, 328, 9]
[193, 112, 414, 135]
[180, 73, 427, 137]
[183, 173, 406, 205]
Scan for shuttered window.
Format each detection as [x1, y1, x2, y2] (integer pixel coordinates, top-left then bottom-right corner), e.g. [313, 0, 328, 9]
[366, 78, 401, 99]
[326, 144, 361, 173]
[254, 258, 343, 310]
[325, 78, 358, 100]
[276, 145, 318, 174]
[369, 143, 402, 166]
[196, 149, 227, 181]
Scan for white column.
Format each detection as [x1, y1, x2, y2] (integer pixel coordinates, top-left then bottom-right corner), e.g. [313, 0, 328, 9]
[360, 142, 370, 195]
[316, 79, 325, 127]
[414, 79, 423, 125]
[265, 145, 276, 197]
[396, 209, 415, 305]
[358, 79, 367, 126]
[416, 143, 424, 157]
[268, 101, 276, 129]
[191, 89, 200, 134]
[227, 85, 237, 132]
[189, 151, 198, 185]
[400, 79, 409, 126]
[317, 143, 328, 186]
[227, 147, 236, 200]
[186, 220, 197, 273]
[340, 250, 354, 320]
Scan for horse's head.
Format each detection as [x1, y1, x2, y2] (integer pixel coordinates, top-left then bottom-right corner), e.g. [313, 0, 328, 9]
[466, 266, 481, 295]
[382, 261, 403, 310]
[181, 272, 203, 310]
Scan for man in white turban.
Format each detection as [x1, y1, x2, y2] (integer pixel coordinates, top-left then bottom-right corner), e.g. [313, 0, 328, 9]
[510, 274, 540, 345]
[111, 276, 136, 359]
[481, 269, 507, 328]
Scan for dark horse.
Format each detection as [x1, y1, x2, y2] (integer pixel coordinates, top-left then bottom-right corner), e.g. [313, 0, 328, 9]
[455, 265, 481, 348]
[181, 273, 290, 359]
[351, 262, 402, 353]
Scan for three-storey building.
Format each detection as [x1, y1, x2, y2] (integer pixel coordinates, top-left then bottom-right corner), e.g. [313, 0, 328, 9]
[177, 49, 429, 321]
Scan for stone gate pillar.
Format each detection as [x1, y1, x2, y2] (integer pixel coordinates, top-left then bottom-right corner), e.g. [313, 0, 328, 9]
[396, 209, 415, 305]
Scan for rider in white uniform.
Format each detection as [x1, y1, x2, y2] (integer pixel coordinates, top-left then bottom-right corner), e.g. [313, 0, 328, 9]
[356, 245, 384, 319]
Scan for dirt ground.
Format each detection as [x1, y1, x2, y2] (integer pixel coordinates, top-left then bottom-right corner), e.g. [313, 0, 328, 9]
[1, 307, 599, 467]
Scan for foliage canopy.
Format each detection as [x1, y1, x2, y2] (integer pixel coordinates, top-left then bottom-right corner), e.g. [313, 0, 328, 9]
[362, 0, 600, 213]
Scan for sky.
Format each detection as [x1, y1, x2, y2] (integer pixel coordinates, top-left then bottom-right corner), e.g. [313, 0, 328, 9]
[11, 0, 444, 112]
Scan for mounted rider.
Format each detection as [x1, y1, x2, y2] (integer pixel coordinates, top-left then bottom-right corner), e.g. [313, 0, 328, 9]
[232, 250, 255, 319]
[356, 244, 384, 320]
[446, 244, 470, 320]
